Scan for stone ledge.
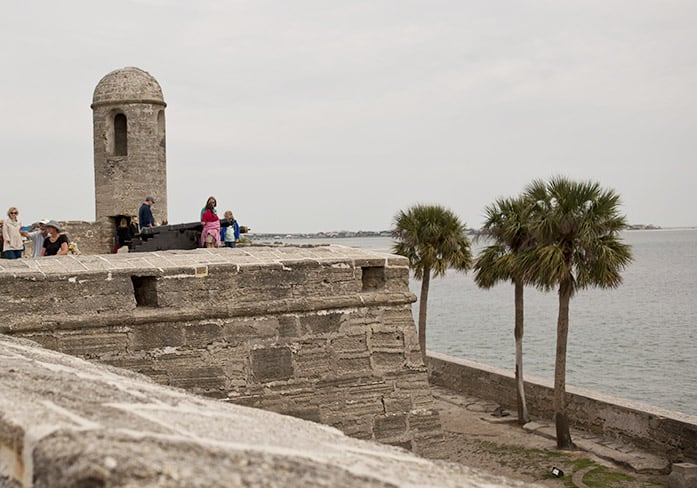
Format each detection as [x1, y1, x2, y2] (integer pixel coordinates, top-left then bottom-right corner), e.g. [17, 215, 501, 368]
[0, 336, 530, 488]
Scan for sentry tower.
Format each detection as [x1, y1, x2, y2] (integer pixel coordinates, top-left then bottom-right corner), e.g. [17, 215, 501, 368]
[91, 67, 167, 224]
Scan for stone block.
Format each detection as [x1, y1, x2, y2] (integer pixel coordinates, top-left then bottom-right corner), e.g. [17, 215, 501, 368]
[369, 330, 405, 349]
[669, 463, 697, 488]
[383, 393, 414, 414]
[130, 323, 186, 350]
[330, 334, 368, 354]
[336, 353, 372, 374]
[278, 315, 300, 337]
[221, 318, 278, 342]
[343, 397, 385, 419]
[409, 409, 442, 435]
[374, 413, 408, 441]
[371, 351, 405, 372]
[104, 357, 169, 384]
[250, 346, 293, 382]
[345, 380, 394, 400]
[293, 345, 334, 379]
[58, 331, 129, 359]
[182, 321, 222, 347]
[301, 313, 342, 335]
[167, 365, 227, 394]
[331, 419, 374, 440]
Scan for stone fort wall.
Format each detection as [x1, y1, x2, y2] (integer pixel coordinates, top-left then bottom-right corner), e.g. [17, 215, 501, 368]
[0, 245, 442, 454]
[429, 352, 697, 464]
[0, 335, 520, 488]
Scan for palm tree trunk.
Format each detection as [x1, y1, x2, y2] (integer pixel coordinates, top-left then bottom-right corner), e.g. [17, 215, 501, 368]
[514, 278, 529, 424]
[554, 286, 574, 449]
[418, 267, 431, 360]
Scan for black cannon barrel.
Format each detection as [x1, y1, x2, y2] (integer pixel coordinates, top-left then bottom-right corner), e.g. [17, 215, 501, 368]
[132, 218, 238, 252]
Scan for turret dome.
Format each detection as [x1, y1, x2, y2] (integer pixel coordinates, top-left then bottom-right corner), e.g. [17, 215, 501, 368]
[92, 67, 165, 107]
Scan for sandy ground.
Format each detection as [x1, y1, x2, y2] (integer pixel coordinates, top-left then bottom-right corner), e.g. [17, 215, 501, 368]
[429, 387, 669, 487]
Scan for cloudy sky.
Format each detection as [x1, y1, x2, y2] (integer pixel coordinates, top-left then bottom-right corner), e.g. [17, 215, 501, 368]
[2, 1, 695, 234]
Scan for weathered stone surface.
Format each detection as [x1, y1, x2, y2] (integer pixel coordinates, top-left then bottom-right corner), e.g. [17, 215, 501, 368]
[1, 246, 442, 451]
[374, 413, 408, 441]
[0, 336, 532, 488]
[668, 463, 697, 488]
[250, 346, 294, 381]
[92, 67, 168, 223]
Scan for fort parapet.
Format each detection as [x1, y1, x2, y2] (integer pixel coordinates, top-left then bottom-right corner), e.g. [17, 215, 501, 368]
[0, 245, 442, 454]
[0, 335, 523, 488]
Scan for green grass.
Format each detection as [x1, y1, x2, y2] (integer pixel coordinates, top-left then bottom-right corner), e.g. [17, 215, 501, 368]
[467, 440, 650, 487]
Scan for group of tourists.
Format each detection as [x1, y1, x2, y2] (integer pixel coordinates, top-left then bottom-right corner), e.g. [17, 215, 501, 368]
[0, 206, 70, 259]
[112, 196, 157, 253]
[113, 195, 247, 253]
[200, 196, 247, 249]
[2, 196, 248, 258]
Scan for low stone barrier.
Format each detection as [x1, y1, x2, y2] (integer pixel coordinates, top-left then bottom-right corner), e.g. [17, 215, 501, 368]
[0, 335, 529, 488]
[0, 246, 442, 455]
[428, 351, 697, 463]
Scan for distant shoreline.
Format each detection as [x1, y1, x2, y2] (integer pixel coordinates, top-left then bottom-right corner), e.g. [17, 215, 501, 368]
[250, 225, 696, 241]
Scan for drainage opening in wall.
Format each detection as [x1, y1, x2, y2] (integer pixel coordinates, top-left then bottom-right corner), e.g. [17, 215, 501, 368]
[361, 266, 385, 291]
[131, 275, 158, 307]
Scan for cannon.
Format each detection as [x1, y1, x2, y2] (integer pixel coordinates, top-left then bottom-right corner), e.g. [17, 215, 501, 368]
[130, 218, 240, 252]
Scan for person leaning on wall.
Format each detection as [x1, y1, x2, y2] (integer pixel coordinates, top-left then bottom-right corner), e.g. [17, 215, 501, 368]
[28, 219, 49, 258]
[41, 220, 70, 256]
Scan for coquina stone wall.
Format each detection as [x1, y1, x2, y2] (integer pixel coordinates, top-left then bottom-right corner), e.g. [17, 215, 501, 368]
[0, 335, 524, 488]
[92, 67, 168, 222]
[0, 245, 442, 454]
[60, 219, 114, 255]
[429, 352, 697, 464]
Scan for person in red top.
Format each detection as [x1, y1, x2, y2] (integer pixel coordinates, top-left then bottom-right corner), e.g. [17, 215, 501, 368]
[200, 196, 220, 248]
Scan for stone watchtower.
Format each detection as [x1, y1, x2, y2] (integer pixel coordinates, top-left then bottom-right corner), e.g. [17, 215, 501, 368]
[91, 67, 168, 224]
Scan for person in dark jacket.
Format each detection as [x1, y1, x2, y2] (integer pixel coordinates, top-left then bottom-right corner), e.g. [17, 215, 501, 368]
[138, 196, 156, 229]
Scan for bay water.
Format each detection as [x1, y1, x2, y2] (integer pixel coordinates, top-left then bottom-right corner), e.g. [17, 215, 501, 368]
[269, 230, 697, 416]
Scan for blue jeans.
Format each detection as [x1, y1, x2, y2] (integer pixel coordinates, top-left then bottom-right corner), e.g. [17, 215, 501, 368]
[4, 249, 22, 259]
[224, 241, 236, 248]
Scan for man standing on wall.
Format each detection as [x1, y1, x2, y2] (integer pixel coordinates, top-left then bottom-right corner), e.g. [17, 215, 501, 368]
[139, 196, 156, 229]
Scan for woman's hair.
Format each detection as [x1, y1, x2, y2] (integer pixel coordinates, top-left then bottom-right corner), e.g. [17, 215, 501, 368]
[7, 207, 18, 218]
[205, 196, 217, 210]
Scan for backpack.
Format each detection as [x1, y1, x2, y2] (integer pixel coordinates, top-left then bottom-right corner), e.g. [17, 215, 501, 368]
[225, 222, 236, 242]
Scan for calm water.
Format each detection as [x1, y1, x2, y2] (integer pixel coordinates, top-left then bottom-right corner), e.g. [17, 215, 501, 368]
[266, 230, 697, 416]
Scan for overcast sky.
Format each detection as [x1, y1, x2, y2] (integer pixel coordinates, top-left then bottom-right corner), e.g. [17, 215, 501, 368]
[2, 1, 695, 234]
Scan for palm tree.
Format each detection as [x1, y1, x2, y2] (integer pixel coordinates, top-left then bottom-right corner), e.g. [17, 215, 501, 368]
[392, 204, 473, 359]
[473, 195, 534, 425]
[522, 176, 633, 449]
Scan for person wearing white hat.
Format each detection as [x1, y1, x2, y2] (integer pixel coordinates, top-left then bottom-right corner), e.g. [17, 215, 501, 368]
[28, 219, 50, 258]
[41, 220, 69, 256]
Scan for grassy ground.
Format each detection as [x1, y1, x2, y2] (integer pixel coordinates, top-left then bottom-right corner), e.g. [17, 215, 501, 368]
[431, 391, 668, 487]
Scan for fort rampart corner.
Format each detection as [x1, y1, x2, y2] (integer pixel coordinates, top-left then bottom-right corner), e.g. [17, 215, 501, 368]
[0, 245, 444, 455]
